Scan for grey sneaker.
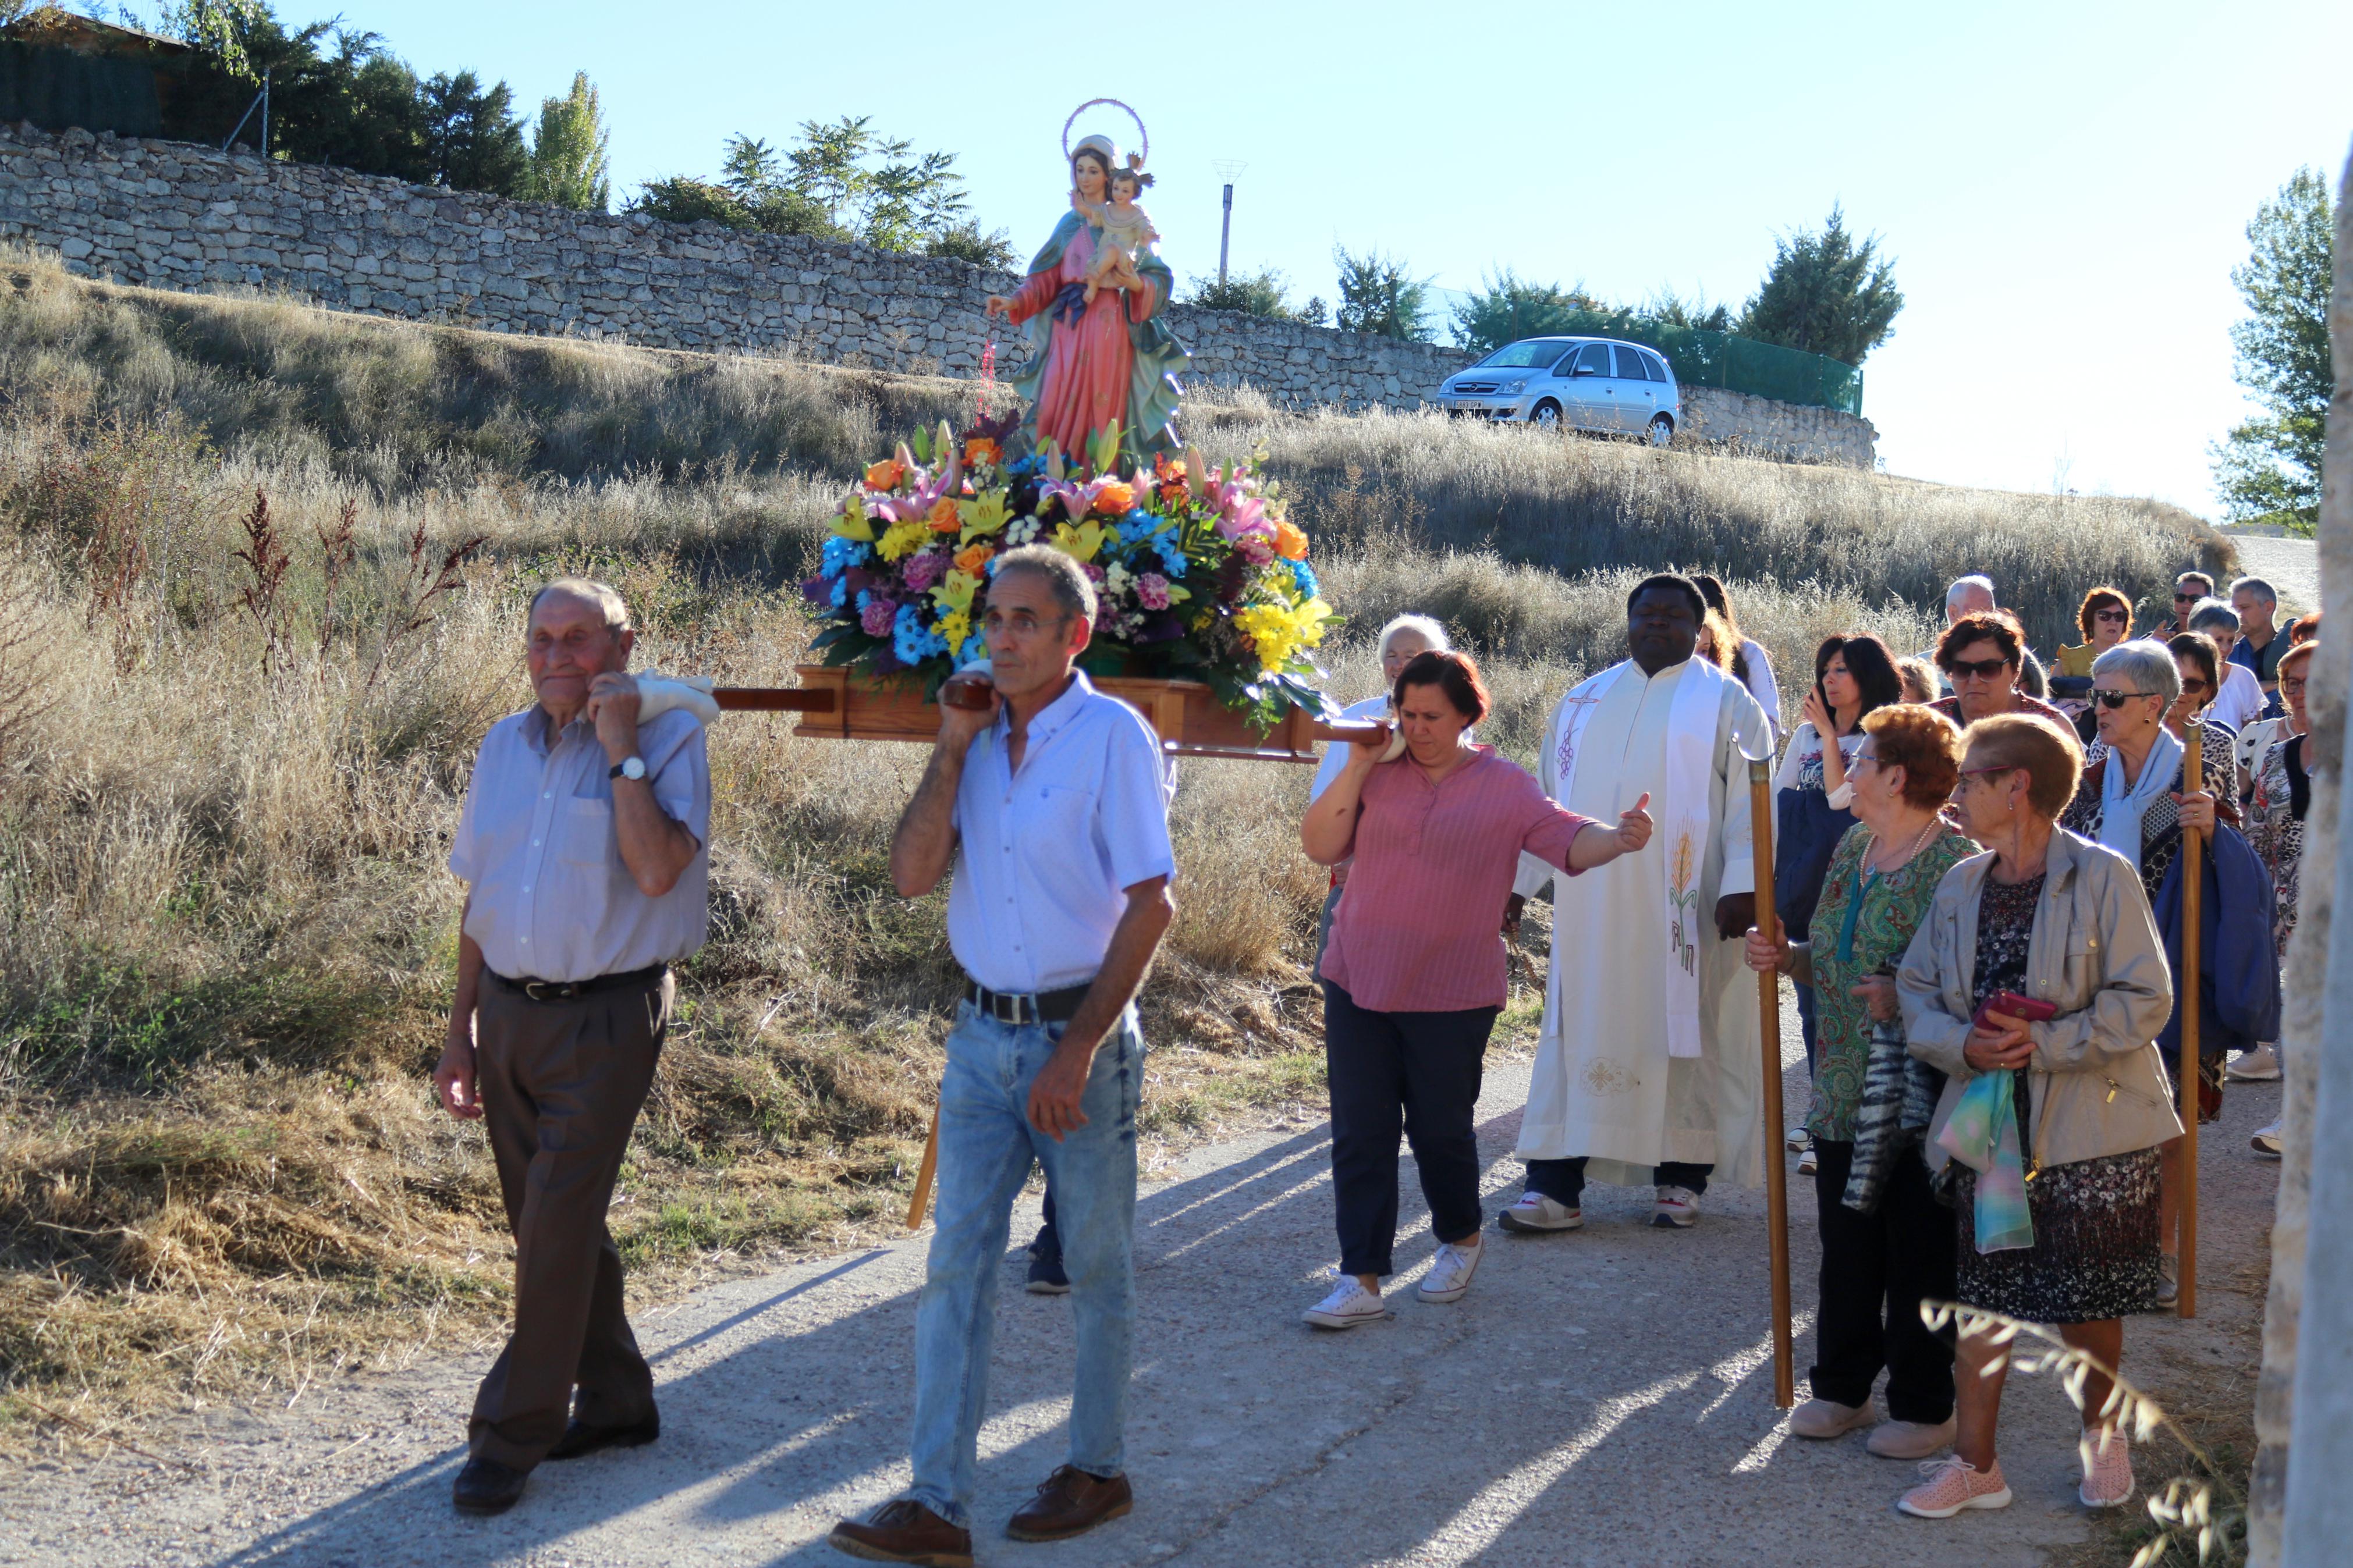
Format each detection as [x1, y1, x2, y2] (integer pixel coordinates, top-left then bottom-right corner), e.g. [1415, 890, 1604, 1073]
[1498, 1192, 1584, 1233]
[1653, 1186, 1699, 1228]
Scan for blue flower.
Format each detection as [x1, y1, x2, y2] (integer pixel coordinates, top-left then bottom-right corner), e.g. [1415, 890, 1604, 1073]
[821, 535, 869, 575]
[893, 602, 948, 664]
[830, 576, 849, 609]
[1289, 559, 1319, 600]
[960, 631, 989, 664]
[856, 589, 873, 613]
[1116, 510, 1167, 547]
[1155, 540, 1188, 578]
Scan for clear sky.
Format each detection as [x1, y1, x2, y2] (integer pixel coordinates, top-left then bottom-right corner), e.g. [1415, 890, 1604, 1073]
[191, 2, 2353, 513]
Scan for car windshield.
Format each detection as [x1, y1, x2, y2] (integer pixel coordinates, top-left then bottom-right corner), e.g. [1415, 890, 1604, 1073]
[1474, 340, 1575, 370]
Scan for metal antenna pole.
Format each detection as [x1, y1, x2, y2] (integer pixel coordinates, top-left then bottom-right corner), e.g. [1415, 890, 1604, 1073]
[1211, 159, 1247, 289]
[260, 70, 270, 161]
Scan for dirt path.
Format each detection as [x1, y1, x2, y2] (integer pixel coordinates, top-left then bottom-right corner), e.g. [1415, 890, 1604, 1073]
[0, 1000, 2276, 1568]
[2224, 532, 2319, 614]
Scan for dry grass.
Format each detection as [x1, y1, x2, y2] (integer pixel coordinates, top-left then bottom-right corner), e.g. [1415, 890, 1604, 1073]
[0, 248, 2235, 1438]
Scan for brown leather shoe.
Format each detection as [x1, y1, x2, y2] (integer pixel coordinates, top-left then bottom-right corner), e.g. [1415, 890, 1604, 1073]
[827, 1499, 974, 1567]
[1005, 1464, 1133, 1542]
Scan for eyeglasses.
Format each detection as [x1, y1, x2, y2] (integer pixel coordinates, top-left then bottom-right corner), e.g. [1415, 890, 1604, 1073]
[1943, 656, 2015, 681]
[2093, 610, 2129, 623]
[2174, 592, 2203, 604]
[1957, 765, 2017, 784]
[2092, 689, 2156, 710]
[2178, 678, 2212, 696]
[1850, 751, 1879, 773]
[2281, 677, 2309, 696]
[983, 609, 1071, 638]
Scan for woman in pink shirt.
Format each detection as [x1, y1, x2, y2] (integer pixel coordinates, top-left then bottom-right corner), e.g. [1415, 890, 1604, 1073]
[1297, 650, 1654, 1329]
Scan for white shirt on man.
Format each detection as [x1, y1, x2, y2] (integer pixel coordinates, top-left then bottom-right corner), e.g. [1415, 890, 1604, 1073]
[449, 706, 711, 983]
[948, 670, 1177, 995]
[2210, 662, 2265, 732]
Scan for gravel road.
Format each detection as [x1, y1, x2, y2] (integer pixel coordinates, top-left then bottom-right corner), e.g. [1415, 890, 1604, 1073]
[0, 997, 2277, 1568]
[2224, 532, 2319, 614]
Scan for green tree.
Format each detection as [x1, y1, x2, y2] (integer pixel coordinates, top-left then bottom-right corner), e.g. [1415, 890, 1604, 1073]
[1449, 268, 1601, 353]
[1335, 246, 1434, 342]
[1299, 295, 1329, 328]
[2212, 168, 2333, 534]
[422, 71, 527, 195]
[629, 118, 1008, 261]
[1643, 287, 1733, 332]
[526, 72, 611, 212]
[1737, 205, 1903, 365]
[1185, 267, 1296, 319]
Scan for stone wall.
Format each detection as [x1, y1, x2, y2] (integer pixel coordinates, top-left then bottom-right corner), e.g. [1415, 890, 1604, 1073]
[0, 120, 1875, 465]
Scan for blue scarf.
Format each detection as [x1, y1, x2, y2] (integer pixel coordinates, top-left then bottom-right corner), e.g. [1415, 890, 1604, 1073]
[2100, 727, 2182, 872]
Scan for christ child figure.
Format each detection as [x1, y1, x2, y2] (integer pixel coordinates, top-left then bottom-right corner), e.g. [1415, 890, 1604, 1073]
[1076, 157, 1158, 304]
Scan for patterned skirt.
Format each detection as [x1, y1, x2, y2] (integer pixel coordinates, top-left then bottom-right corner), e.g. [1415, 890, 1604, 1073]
[1953, 1147, 2163, 1324]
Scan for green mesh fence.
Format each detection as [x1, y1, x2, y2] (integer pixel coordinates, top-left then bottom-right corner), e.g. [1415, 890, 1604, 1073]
[1546, 310, 1865, 415]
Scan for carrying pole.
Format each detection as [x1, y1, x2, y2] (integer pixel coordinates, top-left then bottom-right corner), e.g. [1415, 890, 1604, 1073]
[906, 1103, 941, 1230]
[1218, 184, 1233, 287]
[2178, 728, 2203, 1317]
[1747, 752, 1796, 1407]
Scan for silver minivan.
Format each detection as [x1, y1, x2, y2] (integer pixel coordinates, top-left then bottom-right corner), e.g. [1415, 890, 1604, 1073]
[1433, 336, 1681, 446]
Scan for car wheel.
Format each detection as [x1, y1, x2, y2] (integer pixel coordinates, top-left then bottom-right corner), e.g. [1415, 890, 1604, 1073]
[1646, 414, 1673, 447]
[1531, 400, 1563, 431]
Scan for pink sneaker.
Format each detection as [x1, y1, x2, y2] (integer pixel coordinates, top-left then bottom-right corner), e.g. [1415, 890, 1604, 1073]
[1898, 1455, 2013, 1519]
[2079, 1428, 2135, 1508]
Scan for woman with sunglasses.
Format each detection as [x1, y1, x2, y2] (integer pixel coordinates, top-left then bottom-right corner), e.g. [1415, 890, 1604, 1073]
[2055, 588, 2134, 680]
[1930, 612, 2071, 730]
[2158, 632, 2245, 768]
[2238, 639, 2315, 1145]
[1891, 713, 2178, 1519]
[2058, 639, 2233, 1307]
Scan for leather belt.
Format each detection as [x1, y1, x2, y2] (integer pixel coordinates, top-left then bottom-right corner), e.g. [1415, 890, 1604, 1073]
[964, 976, 1092, 1026]
[488, 963, 668, 1004]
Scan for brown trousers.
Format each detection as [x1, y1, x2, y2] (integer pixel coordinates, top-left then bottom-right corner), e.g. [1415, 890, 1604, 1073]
[467, 970, 669, 1470]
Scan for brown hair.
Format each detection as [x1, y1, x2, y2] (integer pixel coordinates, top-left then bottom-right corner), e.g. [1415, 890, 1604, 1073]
[1394, 649, 1491, 723]
[2289, 610, 2322, 645]
[1697, 610, 1736, 671]
[2076, 585, 2131, 641]
[1964, 713, 2084, 820]
[989, 544, 1098, 621]
[2168, 631, 2221, 696]
[2279, 639, 2317, 676]
[1936, 610, 2025, 670]
[1862, 703, 1963, 810]
[1897, 657, 1940, 703]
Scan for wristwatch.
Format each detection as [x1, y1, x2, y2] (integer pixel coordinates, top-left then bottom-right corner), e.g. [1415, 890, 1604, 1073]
[609, 756, 647, 782]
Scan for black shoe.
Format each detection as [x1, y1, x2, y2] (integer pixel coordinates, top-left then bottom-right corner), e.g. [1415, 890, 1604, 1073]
[546, 1412, 661, 1460]
[1025, 1236, 1070, 1296]
[452, 1456, 528, 1515]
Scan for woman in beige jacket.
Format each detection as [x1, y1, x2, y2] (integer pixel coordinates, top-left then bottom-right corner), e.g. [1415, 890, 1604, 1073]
[1891, 713, 2180, 1520]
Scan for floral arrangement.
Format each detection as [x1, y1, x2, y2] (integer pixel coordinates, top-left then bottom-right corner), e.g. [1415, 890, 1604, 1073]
[801, 417, 1338, 728]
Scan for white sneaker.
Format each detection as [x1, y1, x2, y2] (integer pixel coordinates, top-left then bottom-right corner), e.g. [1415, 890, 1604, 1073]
[1786, 1128, 1811, 1153]
[2227, 1044, 2281, 1082]
[1302, 1270, 1387, 1330]
[1798, 1144, 1819, 1176]
[1498, 1193, 1584, 1233]
[1417, 1241, 1482, 1304]
[2251, 1120, 2283, 1158]
[1653, 1186, 1700, 1228]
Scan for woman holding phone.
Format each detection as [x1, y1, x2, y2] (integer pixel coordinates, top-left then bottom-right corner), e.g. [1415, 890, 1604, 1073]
[1892, 714, 2179, 1519]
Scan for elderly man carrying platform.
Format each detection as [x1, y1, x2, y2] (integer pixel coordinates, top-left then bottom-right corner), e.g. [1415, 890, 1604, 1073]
[831, 545, 1176, 1568]
[434, 577, 711, 1517]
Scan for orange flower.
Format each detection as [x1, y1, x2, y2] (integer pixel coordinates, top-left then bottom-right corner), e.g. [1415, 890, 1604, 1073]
[1092, 479, 1137, 515]
[954, 543, 994, 577]
[865, 458, 904, 490]
[964, 437, 1001, 468]
[1272, 518, 1310, 560]
[928, 496, 962, 532]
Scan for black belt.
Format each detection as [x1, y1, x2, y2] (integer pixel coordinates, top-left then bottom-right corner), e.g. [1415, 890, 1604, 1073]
[488, 963, 667, 1004]
[965, 976, 1092, 1026]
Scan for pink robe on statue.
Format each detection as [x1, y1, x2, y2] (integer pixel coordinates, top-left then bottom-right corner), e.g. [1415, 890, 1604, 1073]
[1004, 224, 1159, 459]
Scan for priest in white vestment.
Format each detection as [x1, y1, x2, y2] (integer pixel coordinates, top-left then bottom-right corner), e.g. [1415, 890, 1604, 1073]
[1501, 575, 1772, 1231]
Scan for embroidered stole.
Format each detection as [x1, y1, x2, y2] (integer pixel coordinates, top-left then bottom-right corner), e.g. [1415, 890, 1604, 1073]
[1552, 657, 1727, 1059]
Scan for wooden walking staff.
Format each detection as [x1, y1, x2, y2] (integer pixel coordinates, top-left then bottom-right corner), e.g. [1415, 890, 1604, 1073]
[1744, 733, 1797, 1409]
[2176, 728, 2204, 1317]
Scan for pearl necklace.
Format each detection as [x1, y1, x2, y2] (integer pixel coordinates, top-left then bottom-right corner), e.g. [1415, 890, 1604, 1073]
[1865, 816, 1939, 878]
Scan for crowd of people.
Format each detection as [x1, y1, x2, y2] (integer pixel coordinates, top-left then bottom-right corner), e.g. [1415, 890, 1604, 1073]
[423, 554, 2307, 1558]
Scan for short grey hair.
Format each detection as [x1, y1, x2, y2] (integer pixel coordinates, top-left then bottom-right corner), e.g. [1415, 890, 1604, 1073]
[2092, 639, 2181, 706]
[529, 576, 632, 632]
[2187, 598, 2240, 636]
[2229, 576, 2277, 608]
[1945, 574, 1996, 614]
[1376, 614, 1450, 659]
[990, 544, 1098, 621]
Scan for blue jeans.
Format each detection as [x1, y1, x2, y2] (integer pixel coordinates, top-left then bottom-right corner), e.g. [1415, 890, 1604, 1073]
[906, 1001, 1142, 1527]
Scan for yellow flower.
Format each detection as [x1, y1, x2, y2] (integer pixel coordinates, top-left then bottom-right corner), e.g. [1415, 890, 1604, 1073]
[877, 516, 930, 562]
[937, 608, 971, 649]
[1048, 519, 1110, 563]
[932, 569, 980, 614]
[957, 490, 1013, 542]
[1233, 597, 1333, 673]
[828, 493, 875, 542]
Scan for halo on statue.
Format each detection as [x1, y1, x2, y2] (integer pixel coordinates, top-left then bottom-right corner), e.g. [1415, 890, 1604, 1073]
[1061, 98, 1148, 164]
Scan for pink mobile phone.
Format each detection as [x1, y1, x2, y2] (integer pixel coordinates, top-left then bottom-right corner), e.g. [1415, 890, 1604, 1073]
[1974, 990, 2057, 1029]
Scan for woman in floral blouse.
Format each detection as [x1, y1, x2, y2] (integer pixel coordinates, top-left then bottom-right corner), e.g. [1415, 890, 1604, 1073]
[1748, 704, 1975, 1459]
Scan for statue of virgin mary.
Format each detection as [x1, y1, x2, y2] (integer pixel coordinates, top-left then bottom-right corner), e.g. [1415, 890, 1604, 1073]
[985, 132, 1190, 465]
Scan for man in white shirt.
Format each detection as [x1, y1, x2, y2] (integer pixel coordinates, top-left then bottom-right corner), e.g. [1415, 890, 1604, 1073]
[433, 578, 711, 1516]
[831, 547, 1176, 1565]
